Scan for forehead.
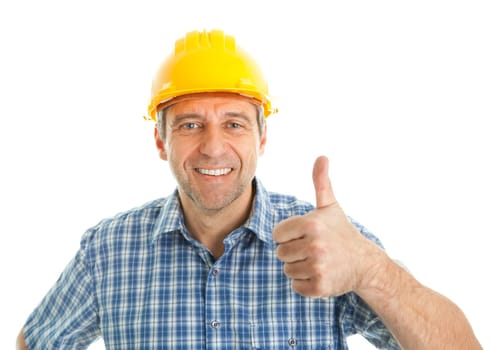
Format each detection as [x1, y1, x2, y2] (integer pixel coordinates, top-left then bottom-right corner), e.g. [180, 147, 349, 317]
[166, 93, 258, 117]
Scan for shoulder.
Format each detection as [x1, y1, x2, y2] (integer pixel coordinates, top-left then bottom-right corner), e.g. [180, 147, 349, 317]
[79, 197, 169, 252]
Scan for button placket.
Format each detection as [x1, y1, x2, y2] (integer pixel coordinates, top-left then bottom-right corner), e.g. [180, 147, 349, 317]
[205, 261, 224, 348]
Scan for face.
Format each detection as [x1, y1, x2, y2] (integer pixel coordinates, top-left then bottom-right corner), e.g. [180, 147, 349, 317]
[154, 93, 267, 213]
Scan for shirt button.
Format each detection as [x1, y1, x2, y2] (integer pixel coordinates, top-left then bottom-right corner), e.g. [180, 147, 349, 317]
[211, 269, 219, 276]
[288, 337, 297, 347]
[210, 320, 221, 329]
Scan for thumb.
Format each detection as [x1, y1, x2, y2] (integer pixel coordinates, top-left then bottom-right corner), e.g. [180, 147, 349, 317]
[313, 156, 337, 209]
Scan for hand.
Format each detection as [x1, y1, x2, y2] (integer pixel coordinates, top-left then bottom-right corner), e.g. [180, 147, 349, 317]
[273, 156, 383, 298]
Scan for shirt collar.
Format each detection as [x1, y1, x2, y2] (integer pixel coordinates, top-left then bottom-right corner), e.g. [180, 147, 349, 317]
[152, 189, 186, 242]
[242, 178, 275, 247]
[152, 178, 275, 246]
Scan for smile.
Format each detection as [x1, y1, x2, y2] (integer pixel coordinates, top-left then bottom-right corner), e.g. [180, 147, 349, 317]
[196, 168, 232, 176]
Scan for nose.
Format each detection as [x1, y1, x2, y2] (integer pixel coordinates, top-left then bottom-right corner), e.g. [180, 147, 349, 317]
[199, 125, 227, 157]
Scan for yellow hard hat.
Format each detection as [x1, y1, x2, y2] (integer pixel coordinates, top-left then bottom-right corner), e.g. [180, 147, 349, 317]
[147, 29, 277, 121]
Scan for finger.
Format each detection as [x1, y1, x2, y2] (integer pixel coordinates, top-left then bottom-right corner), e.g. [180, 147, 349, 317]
[283, 260, 313, 279]
[272, 216, 307, 244]
[291, 279, 325, 299]
[313, 156, 337, 209]
[276, 239, 309, 263]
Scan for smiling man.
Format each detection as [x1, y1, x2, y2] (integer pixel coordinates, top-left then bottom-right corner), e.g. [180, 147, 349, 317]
[17, 29, 481, 349]
[156, 93, 267, 257]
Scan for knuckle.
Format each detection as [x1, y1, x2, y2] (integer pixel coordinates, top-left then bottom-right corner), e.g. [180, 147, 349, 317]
[308, 261, 327, 280]
[275, 245, 285, 260]
[304, 217, 322, 234]
[310, 283, 323, 297]
[292, 281, 308, 296]
[283, 263, 292, 276]
[271, 227, 282, 243]
[308, 240, 328, 258]
[293, 279, 324, 299]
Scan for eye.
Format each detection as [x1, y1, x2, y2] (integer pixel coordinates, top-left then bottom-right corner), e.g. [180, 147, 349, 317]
[181, 122, 200, 129]
[228, 122, 242, 129]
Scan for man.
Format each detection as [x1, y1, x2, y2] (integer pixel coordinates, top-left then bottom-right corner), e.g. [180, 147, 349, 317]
[17, 29, 481, 349]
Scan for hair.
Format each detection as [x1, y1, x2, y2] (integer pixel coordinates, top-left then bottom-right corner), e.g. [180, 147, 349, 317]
[156, 103, 266, 141]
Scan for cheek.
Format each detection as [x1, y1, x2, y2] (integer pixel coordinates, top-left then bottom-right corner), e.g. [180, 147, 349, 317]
[240, 140, 262, 165]
[166, 139, 198, 164]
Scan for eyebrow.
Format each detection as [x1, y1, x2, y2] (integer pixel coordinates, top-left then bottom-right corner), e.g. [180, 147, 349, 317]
[223, 112, 255, 123]
[169, 113, 202, 126]
[170, 111, 255, 125]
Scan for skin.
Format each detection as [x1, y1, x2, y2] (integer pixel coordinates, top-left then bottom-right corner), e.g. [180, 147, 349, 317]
[274, 155, 483, 349]
[154, 93, 267, 257]
[16, 332, 27, 350]
[17, 93, 482, 349]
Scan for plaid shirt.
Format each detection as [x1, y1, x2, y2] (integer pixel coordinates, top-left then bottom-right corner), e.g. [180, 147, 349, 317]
[24, 179, 400, 349]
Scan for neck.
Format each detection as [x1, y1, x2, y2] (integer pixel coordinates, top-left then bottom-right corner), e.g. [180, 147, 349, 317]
[179, 184, 255, 258]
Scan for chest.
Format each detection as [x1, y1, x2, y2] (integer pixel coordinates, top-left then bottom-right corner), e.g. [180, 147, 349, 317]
[94, 233, 345, 349]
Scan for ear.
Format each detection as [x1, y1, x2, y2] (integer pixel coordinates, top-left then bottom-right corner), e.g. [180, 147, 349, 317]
[154, 127, 168, 160]
[259, 122, 267, 156]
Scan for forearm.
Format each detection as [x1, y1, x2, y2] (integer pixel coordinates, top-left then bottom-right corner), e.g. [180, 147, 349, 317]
[16, 329, 29, 350]
[357, 254, 482, 349]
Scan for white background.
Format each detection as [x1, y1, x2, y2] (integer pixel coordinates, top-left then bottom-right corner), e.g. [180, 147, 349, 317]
[1, 0, 488, 348]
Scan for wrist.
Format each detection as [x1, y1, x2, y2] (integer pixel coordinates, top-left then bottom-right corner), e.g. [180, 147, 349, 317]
[355, 246, 405, 303]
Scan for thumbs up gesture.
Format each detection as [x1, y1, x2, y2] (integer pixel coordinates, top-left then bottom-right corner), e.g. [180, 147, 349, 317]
[273, 156, 385, 298]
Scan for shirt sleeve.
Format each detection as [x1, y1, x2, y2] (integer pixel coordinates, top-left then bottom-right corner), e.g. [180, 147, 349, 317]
[23, 236, 100, 349]
[340, 292, 401, 349]
[341, 217, 402, 349]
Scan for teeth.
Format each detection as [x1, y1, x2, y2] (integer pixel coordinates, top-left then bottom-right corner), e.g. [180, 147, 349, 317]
[197, 168, 232, 176]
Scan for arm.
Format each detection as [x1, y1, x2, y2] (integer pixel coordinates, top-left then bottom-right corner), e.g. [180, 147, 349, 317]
[16, 330, 28, 350]
[357, 245, 481, 349]
[274, 156, 482, 349]
[17, 242, 100, 349]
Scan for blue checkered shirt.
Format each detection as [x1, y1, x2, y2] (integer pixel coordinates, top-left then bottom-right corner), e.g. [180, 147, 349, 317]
[24, 179, 400, 349]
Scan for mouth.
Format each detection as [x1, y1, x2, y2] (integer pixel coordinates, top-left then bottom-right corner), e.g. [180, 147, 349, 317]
[195, 168, 233, 176]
